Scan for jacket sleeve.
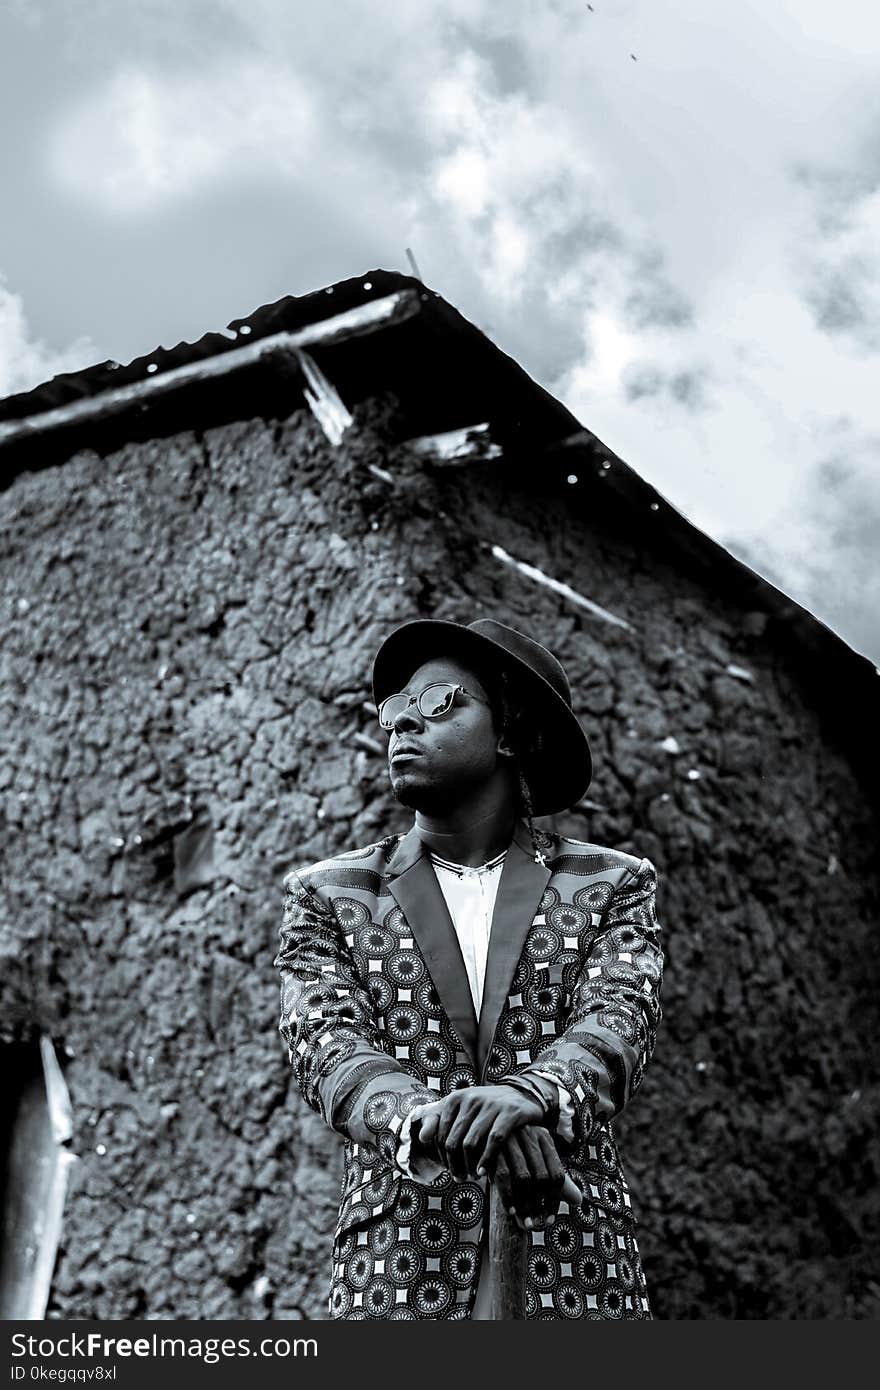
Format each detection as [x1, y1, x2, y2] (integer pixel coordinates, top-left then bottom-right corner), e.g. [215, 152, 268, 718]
[274, 869, 436, 1160]
[511, 856, 663, 1146]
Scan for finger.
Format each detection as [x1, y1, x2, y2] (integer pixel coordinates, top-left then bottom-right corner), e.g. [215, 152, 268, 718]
[437, 1093, 472, 1178]
[459, 1110, 495, 1180]
[561, 1172, 583, 1208]
[435, 1091, 466, 1146]
[492, 1151, 526, 1232]
[531, 1127, 567, 1221]
[514, 1126, 554, 1223]
[415, 1109, 440, 1149]
[503, 1131, 537, 1227]
[476, 1117, 511, 1177]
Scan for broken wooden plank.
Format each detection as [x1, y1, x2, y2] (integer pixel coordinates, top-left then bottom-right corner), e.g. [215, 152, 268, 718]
[407, 422, 502, 465]
[490, 543, 635, 632]
[0, 1038, 77, 1320]
[0, 290, 421, 450]
[298, 349, 353, 446]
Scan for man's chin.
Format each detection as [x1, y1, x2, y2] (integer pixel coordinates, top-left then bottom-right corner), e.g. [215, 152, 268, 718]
[390, 775, 452, 815]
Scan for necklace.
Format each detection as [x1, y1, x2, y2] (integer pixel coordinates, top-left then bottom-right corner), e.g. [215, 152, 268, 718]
[429, 848, 507, 878]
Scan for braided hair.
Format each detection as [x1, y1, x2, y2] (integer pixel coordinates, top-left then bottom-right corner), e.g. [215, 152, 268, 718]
[473, 662, 547, 860]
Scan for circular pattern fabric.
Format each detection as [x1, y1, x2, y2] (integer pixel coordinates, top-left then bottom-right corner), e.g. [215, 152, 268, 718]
[442, 1183, 484, 1227]
[597, 1134, 618, 1172]
[414, 978, 443, 1017]
[329, 1284, 352, 1318]
[500, 1009, 538, 1048]
[548, 903, 588, 934]
[368, 1218, 397, 1257]
[346, 1250, 374, 1291]
[443, 1244, 479, 1288]
[511, 956, 534, 992]
[413, 1036, 453, 1075]
[599, 1280, 626, 1319]
[385, 1003, 426, 1044]
[363, 1275, 394, 1317]
[608, 923, 646, 954]
[485, 1042, 515, 1081]
[539, 885, 561, 912]
[363, 1171, 396, 1206]
[554, 1281, 585, 1319]
[356, 924, 395, 957]
[387, 1242, 423, 1287]
[447, 1064, 477, 1091]
[366, 974, 395, 1013]
[575, 1248, 605, 1291]
[414, 1213, 455, 1254]
[386, 950, 426, 987]
[524, 928, 561, 961]
[335, 1229, 356, 1260]
[616, 1252, 636, 1291]
[527, 1250, 560, 1291]
[393, 1181, 427, 1226]
[382, 905, 408, 933]
[597, 1008, 638, 1044]
[573, 881, 614, 913]
[363, 1092, 398, 1133]
[413, 1276, 452, 1318]
[525, 982, 563, 1019]
[333, 898, 369, 931]
[547, 1219, 579, 1259]
[596, 1217, 619, 1263]
[599, 1177, 625, 1215]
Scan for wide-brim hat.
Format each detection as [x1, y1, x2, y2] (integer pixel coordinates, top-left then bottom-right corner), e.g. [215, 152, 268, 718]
[371, 617, 592, 816]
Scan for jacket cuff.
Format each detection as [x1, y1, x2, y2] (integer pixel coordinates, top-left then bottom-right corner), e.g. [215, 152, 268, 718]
[528, 1070, 576, 1144]
[395, 1103, 448, 1183]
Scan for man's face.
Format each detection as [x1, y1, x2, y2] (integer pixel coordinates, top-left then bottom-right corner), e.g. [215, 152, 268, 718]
[384, 656, 504, 812]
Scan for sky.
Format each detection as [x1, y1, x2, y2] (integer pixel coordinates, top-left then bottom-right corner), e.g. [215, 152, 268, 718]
[1, 0, 879, 664]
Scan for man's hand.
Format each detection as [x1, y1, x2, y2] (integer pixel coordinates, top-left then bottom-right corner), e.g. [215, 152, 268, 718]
[490, 1126, 582, 1229]
[412, 1084, 545, 1180]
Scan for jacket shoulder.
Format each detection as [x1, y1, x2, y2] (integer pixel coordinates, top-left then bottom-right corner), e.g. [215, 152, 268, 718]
[281, 834, 401, 893]
[549, 832, 650, 881]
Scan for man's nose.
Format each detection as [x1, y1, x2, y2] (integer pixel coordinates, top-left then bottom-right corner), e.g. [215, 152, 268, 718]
[392, 699, 424, 734]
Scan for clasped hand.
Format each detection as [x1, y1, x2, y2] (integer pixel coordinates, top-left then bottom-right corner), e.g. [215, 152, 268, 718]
[410, 1085, 581, 1229]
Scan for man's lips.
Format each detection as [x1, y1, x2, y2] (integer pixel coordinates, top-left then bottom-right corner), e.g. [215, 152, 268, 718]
[390, 744, 423, 762]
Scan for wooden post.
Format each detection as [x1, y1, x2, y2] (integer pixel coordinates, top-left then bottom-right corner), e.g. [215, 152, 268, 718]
[489, 1181, 526, 1319]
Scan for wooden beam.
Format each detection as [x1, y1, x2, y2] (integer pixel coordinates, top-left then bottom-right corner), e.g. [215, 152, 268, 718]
[0, 289, 421, 450]
[490, 543, 635, 632]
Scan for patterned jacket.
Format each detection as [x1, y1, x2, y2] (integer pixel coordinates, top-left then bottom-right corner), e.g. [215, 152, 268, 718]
[275, 816, 663, 1319]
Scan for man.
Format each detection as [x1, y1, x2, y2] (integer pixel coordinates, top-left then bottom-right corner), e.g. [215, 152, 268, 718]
[275, 618, 663, 1319]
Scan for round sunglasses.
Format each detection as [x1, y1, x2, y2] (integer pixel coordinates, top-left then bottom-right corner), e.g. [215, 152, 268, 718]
[378, 682, 491, 730]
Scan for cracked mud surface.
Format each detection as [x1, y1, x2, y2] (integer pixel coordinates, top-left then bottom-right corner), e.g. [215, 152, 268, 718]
[1, 402, 877, 1319]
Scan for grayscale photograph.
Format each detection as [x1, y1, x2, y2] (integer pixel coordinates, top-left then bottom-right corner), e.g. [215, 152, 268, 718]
[0, 0, 878, 1336]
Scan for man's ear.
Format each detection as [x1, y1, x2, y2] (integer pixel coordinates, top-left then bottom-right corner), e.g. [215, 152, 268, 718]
[496, 735, 516, 758]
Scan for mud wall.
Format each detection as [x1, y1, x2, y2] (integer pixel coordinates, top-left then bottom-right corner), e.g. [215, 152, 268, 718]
[1, 400, 877, 1319]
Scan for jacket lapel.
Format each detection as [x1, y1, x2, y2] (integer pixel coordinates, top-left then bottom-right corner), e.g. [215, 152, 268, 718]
[477, 819, 552, 1080]
[386, 824, 479, 1067]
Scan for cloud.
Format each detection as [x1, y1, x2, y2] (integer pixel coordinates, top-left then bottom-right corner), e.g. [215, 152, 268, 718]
[802, 200, 880, 352]
[622, 363, 711, 411]
[0, 277, 96, 399]
[754, 420, 880, 660]
[49, 59, 315, 214]
[8, 0, 880, 660]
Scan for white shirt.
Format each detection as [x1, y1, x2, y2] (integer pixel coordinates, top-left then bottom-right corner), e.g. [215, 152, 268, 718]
[429, 848, 507, 1014]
